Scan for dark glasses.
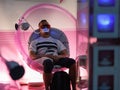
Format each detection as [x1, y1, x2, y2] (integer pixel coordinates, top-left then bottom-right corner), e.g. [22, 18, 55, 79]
[40, 24, 50, 29]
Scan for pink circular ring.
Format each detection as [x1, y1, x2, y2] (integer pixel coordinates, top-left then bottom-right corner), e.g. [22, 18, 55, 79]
[16, 3, 76, 62]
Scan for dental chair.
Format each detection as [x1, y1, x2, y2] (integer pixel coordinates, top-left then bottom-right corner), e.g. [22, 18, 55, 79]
[15, 21, 82, 90]
[15, 22, 73, 76]
[27, 27, 70, 73]
[27, 27, 73, 90]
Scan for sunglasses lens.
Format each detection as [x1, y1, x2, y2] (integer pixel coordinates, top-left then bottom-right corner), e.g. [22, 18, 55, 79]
[41, 24, 50, 29]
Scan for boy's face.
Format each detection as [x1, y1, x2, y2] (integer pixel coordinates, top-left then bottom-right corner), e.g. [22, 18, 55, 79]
[39, 21, 51, 35]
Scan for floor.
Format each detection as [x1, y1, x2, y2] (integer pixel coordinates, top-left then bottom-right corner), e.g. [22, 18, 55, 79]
[0, 81, 88, 90]
[21, 84, 88, 90]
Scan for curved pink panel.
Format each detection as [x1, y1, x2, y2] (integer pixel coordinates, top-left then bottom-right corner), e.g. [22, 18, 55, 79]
[16, 3, 76, 62]
[22, 3, 76, 22]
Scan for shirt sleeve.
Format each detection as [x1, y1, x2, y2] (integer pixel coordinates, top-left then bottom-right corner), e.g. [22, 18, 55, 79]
[56, 40, 67, 53]
[28, 40, 37, 52]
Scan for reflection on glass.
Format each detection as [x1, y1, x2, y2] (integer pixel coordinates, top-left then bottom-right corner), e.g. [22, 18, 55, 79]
[99, 57, 112, 66]
[99, 82, 111, 90]
[98, 75, 113, 90]
[98, 50, 114, 66]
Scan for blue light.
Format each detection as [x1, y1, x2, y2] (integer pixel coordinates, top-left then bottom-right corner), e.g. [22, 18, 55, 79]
[80, 13, 87, 24]
[89, 14, 93, 35]
[97, 14, 114, 32]
[98, 0, 115, 6]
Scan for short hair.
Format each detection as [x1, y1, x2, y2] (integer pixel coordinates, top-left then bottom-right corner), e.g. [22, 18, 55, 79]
[38, 19, 48, 26]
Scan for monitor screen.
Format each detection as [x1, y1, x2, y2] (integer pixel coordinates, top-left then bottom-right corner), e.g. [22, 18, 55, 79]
[98, 0, 115, 7]
[98, 50, 114, 66]
[97, 14, 114, 33]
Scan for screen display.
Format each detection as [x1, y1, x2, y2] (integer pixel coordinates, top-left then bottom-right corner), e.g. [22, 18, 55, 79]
[98, 50, 114, 66]
[98, 0, 115, 7]
[97, 14, 114, 32]
[98, 75, 114, 90]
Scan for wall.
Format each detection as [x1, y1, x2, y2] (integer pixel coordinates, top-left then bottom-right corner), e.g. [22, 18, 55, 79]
[0, 0, 77, 31]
